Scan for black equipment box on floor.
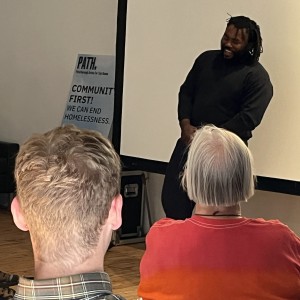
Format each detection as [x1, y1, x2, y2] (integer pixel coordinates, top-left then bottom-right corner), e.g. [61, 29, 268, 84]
[112, 171, 146, 245]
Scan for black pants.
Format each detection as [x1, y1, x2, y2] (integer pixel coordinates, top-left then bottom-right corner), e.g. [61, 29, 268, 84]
[162, 138, 195, 219]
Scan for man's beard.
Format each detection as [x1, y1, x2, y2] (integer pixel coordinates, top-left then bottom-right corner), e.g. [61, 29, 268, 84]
[221, 45, 251, 64]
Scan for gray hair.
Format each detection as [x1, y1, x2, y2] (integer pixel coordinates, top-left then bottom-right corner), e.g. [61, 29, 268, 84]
[182, 125, 255, 206]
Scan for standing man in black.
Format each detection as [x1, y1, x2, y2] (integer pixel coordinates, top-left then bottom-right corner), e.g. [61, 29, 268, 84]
[162, 16, 273, 220]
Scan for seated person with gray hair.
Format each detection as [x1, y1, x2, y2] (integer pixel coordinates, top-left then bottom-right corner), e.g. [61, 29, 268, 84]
[138, 125, 300, 300]
[10, 125, 126, 300]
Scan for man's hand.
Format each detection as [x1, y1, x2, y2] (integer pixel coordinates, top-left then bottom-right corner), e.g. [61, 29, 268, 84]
[180, 119, 197, 145]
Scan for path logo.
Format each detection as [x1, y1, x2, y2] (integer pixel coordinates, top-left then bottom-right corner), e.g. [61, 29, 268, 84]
[77, 56, 97, 70]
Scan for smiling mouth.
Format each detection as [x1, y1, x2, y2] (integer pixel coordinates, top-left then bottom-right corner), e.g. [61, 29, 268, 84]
[223, 48, 233, 58]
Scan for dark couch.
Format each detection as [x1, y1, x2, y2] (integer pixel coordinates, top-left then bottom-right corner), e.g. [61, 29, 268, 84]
[0, 141, 19, 207]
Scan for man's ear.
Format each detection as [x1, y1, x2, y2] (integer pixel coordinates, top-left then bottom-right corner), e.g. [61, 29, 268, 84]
[107, 194, 123, 230]
[11, 197, 28, 232]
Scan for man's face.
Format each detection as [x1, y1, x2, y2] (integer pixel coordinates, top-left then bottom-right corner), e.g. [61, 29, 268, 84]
[221, 24, 249, 60]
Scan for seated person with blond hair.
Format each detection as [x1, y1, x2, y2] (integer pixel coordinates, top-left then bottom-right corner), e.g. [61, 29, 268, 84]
[138, 125, 300, 300]
[11, 125, 125, 300]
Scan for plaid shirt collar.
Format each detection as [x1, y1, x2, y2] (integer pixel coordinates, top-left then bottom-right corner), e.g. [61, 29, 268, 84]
[14, 272, 126, 300]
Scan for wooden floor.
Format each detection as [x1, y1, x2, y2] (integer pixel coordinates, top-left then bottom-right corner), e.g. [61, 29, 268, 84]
[0, 207, 145, 300]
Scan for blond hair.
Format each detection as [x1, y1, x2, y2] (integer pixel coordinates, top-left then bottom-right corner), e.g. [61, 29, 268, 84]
[15, 124, 121, 268]
[182, 125, 255, 206]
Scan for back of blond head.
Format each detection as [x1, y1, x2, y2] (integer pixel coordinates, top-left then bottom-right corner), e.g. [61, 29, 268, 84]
[182, 125, 255, 206]
[15, 124, 121, 268]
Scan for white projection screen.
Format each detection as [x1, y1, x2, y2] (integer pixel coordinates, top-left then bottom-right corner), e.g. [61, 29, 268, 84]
[115, 0, 300, 186]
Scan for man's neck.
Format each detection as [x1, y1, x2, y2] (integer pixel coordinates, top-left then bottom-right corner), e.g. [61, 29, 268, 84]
[34, 253, 105, 280]
[32, 223, 113, 279]
[32, 229, 112, 280]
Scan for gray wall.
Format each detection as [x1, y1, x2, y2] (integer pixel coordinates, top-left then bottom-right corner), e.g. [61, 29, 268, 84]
[0, 0, 118, 143]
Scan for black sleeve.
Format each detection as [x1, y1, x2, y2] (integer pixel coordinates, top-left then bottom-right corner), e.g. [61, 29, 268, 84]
[222, 66, 273, 139]
[178, 55, 202, 121]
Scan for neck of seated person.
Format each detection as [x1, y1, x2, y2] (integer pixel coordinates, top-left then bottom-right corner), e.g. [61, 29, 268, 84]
[193, 203, 242, 218]
[33, 223, 113, 280]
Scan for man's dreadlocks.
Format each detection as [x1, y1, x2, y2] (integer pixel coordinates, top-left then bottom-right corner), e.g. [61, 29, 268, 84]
[227, 16, 263, 64]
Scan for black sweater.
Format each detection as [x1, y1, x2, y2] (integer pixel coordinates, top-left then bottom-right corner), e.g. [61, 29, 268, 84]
[178, 50, 273, 141]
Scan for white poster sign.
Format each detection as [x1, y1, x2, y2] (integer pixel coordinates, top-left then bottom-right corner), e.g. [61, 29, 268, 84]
[62, 54, 115, 138]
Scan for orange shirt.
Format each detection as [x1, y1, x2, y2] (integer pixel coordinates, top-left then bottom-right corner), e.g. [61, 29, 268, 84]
[138, 216, 300, 300]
